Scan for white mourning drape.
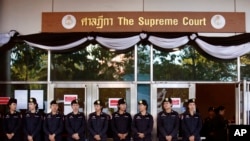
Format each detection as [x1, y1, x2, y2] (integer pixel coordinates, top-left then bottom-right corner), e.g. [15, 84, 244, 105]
[148, 35, 189, 49]
[96, 33, 190, 50]
[2, 32, 250, 59]
[96, 34, 142, 50]
[195, 38, 250, 59]
[24, 37, 90, 51]
[0, 31, 16, 47]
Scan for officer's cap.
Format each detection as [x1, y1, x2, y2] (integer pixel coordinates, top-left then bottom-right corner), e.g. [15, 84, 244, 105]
[50, 100, 58, 105]
[163, 97, 172, 103]
[94, 100, 103, 106]
[7, 98, 17, 106]
[208, 106, 215, 112]
[188, 98, 196, 104]
[71, 99, 79, 105]
[28, 97, 37, 104]
[216, 105, 225, 111]
[138, 99, 148, 107]
[118, 98, 126, 105]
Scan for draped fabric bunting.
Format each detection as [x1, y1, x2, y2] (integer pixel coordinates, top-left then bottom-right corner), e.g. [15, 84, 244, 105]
[24, 37, 89, 51]
[96, 34, 141, 50]
[1, 32, 250, 59]
[195, 38, 250, 59]
[0, 31, 17, 47]
[0, 33, 11, 47]
[148, 35, 190, 49]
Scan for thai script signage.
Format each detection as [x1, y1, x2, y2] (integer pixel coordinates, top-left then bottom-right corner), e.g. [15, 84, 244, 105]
[42, 12, 245, 32]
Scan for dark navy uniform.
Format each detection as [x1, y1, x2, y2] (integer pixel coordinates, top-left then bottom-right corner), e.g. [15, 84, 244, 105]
[65, 112, 86, 141]
[2, 111, 22, 141]
[157, 110, 180, 141]
[181, 111, 202, 141]
[111, 111, 132, 141]
[213, 114, 228, 141]
[23, 111, 43, 141]
[88, 112, 109, 141]
[43, 112, 64, 141]
[132, 112, 153, 141]
[202, 117, 216, 141]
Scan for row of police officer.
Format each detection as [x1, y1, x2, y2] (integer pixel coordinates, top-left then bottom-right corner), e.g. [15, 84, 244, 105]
[2, 97, 202, 141]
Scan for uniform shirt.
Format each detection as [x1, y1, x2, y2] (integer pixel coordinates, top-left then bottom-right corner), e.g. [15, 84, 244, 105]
[202, 116, 216, 139]
[23, 111, 43, 140]
[213, 114, 228, 141]
[88, 112, 109, 141]
[3, 111, 22, 135]
[132, 112, 153, 140]
[65, 112, 86, 140]
[43, 112, 64, 137]
[157, 110, 179, 140]
[111, 111, 132, 140]
[181, 111, 202, 141]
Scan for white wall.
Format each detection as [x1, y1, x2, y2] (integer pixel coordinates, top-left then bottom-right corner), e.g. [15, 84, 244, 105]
[0, 0, 249, 34]
[53, 0, 143, 12]
[144, 0, 235, 12]
[236, 0, 250, 34]
[0, 0, 52, 34]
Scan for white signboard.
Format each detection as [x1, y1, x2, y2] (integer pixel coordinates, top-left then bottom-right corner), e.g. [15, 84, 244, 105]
[171, 98, 181, 108]
[64, 95, 78, 105]
[30, 90, 44, 109]
[108, 98, 120, 108]
[64, 105, 72, 115]
[14, 90, 28, 109]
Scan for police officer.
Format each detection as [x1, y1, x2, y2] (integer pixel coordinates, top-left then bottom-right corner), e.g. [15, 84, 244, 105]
[181, 98, 202, 141]
[132, 100, 153, 141]
[2, 98, 22, 141]
[111, 98, 132, 141]
[202, 107, 216, 141]
[23, 97, 43, 141]
[213, 106, 228, 141]
[43, 100, 64, 141]
[157, 97, 179, 141]
[65, 99, 86, 141]
[88, 100, 109, 141]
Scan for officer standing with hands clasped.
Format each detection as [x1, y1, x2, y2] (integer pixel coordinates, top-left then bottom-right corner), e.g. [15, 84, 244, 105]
[132, 99, 153, 141]
[65, 99, 86, 141]
[43, 100, 64, 141]
[111, 98, 132, 141]
[181, 98, 202, 141]
[157, 97, 180, 141]
[23, 97, 43, 141]
[3, 98, 22, 141]
[88, 100, 109, 141]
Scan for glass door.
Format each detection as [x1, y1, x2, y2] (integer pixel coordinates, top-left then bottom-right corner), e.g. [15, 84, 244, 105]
[48, 83, 86, 115]
[151, 83, 195, 140]
[152, 83, 195, 114]
[95, 82, 136, 116]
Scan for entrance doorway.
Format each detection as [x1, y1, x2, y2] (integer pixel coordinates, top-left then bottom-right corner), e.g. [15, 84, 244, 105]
[196, 84, 236, 124]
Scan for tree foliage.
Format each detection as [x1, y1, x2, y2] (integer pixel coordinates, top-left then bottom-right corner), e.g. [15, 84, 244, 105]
[10, 43, 237, 82]
[154, 45, 237, 81]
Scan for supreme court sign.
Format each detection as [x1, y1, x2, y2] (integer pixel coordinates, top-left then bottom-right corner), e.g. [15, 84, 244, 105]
[42, 12, 245, 33]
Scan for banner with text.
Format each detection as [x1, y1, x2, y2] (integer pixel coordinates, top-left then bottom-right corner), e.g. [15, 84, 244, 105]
[42, 12, 245, 33]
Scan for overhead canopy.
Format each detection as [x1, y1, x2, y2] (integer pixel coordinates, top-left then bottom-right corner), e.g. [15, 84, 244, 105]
[1, 31, 250, 59]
